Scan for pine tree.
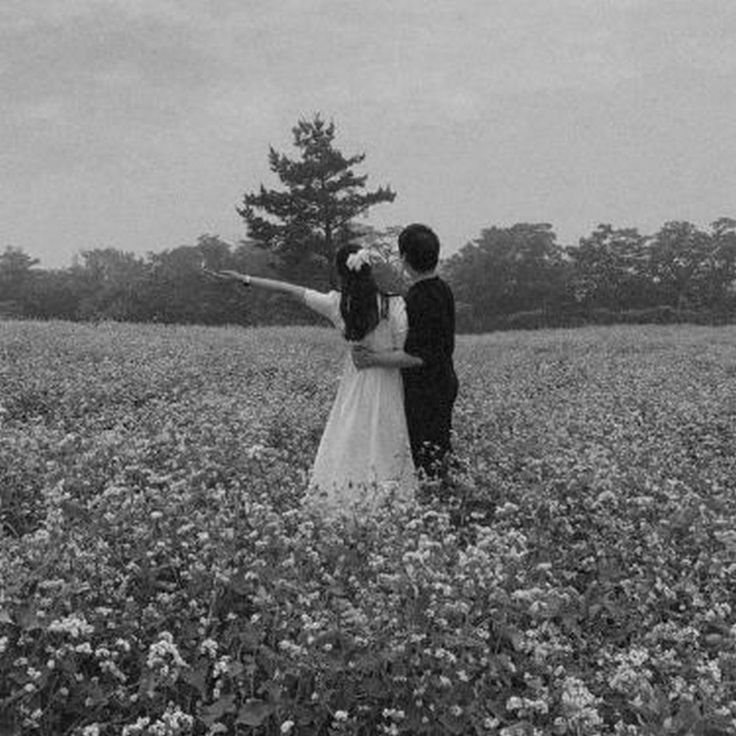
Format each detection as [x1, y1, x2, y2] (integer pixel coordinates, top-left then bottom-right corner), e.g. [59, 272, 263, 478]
[237, 115, 396, 283]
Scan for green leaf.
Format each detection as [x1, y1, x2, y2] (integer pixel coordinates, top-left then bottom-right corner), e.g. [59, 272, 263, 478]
[360, 677, 385, 697]
[83, 680, 108, 707]
[237, 623, 261, 650]
[439, 714, 466, 735]
[504, 721, 534, 736]
[16, 608, 41, 632]
[182, 661, 210, 695]
[200, 695, 236, 726]
[257, 679, 282, 702]
[237, 699, 273, 727]
[227, 660, 244, 678]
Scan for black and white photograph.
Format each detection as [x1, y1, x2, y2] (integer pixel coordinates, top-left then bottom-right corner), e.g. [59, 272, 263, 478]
[2, 1, 736, 734]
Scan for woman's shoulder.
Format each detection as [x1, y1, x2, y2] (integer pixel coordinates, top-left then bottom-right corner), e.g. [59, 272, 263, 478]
[304, 289, 342, 323]
[305, 288, 340, 302]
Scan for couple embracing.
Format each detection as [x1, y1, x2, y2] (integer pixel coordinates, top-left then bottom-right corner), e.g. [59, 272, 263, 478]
[208, 224, 458, 516]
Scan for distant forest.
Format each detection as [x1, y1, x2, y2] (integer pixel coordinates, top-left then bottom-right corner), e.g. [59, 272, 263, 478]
[2, 217, 736, 333]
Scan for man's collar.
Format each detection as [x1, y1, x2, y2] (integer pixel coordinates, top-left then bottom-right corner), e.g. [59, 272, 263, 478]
[410, 271, 437, 285]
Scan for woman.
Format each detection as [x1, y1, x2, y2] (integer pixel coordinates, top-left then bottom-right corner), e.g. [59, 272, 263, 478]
[205, 244, 417, 515]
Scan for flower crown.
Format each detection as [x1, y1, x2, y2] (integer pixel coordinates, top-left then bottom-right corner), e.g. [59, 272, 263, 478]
[345, 249, 373, 272]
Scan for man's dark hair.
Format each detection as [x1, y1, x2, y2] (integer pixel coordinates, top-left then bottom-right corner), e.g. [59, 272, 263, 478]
[398, 223, 440, 273]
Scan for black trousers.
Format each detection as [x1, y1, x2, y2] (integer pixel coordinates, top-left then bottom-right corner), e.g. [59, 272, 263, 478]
[405, 377, 458, 479]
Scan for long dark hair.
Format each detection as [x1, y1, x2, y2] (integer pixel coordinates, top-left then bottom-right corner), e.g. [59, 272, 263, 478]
[335, 244, 385, 341]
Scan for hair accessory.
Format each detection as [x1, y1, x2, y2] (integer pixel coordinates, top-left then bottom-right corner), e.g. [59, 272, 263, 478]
[345, 249, 372, 272]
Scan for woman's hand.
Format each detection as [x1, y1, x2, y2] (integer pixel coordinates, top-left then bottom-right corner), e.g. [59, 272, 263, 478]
[202, 267, 251, 285]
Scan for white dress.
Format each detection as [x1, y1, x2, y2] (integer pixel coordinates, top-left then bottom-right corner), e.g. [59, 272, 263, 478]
[303, 289, 416, 515]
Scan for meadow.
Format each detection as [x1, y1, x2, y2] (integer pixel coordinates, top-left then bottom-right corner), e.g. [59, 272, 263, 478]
[2, 319, 736, 736]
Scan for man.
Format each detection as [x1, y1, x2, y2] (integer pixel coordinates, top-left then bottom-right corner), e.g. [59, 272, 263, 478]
[353, 223, 459, 479]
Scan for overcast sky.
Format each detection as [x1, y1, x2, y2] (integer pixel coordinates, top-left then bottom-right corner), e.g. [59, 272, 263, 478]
[3, 0, 735, 268]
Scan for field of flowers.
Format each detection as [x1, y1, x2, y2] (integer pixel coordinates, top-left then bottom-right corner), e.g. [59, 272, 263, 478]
[2, 319, 736, 736]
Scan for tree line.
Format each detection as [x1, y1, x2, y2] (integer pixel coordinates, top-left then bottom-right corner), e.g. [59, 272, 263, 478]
[2, 114, 735, 332]
[443, 218, 736, 332]
[0, 236, 310, 326]
[3, 217, 736, 332]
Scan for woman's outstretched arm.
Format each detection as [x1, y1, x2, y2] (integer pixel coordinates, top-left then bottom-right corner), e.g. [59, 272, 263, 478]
[204, 268, 306, 302]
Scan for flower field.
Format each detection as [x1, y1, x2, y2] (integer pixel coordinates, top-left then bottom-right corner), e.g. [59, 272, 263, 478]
[2, 319, 736, 736]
